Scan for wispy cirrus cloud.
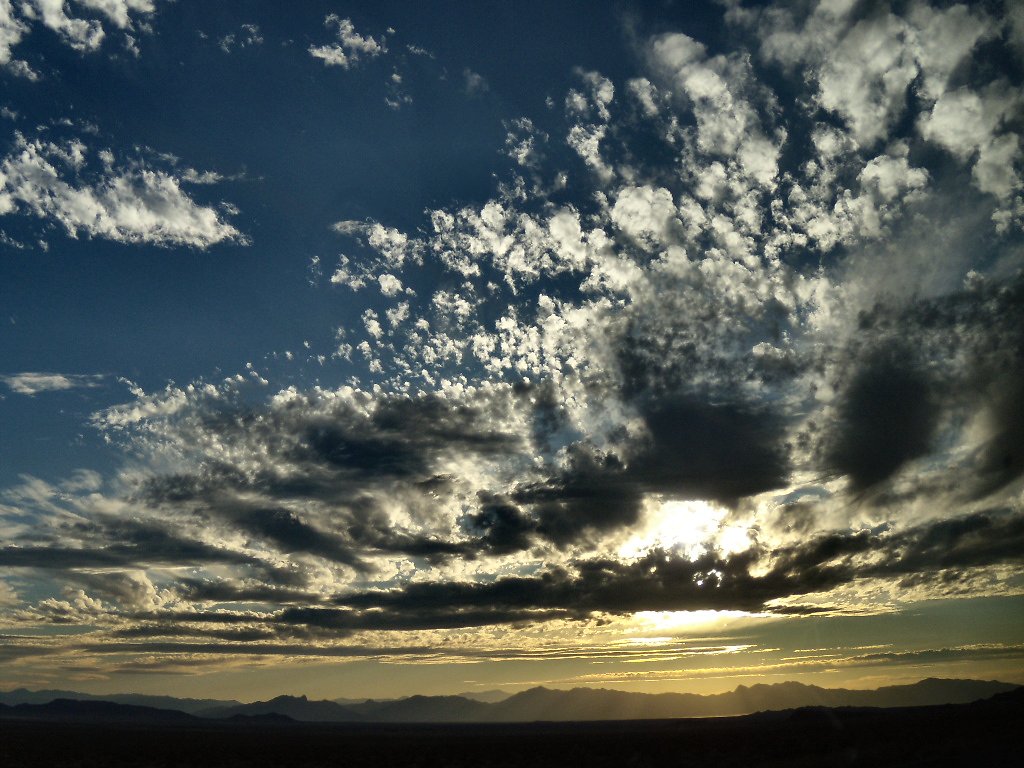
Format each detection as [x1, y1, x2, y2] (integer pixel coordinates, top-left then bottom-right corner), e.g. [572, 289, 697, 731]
[1, 371, 104, 395]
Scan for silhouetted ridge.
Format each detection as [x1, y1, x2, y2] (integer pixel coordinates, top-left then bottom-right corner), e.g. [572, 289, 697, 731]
[3, 678, 1016, 724]
[0, 698, 196, 722]
[199, 695, 364, 722]
[0, 687, 240, 713]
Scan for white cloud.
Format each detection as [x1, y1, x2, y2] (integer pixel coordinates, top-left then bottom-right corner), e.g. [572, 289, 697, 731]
[26, 0, 105, 50]
[330, 255, 369, 290]
[94, 379, 222, 429]
[0, 135, 244, 248]
[1, 371, 103, 395]
[504, 117, 547, 169]
[309, 14, 385, 69]
[610, 185, 681, 249]
[750, 1, 995, 149]
[564, 70, 616, 182]
[627, 77, 660, 117]
[463, 68, 488, 95]
[649, 32, 782, 187]
[815, 12, 920, 147]
[919, 83, 1023, 201]
[76, 0, 155, 30]
[378, 273, 403, 297]
[1, 0, 157, 75]
[0, 0, 28, 65]
[363, 308, 383, 339]
[567, 123, 613, 182]
[332, 219, 420, 269]
[219, 22, 262, 53]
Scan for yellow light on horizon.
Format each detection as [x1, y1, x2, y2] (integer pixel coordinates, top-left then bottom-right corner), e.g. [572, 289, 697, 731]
[632, 609, 759, 633]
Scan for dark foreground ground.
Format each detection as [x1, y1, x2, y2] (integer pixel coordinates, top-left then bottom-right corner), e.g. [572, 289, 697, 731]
[2, 690, 1021, 767]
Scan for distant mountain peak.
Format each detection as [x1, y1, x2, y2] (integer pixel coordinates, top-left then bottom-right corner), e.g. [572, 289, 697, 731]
[3, 678, 1018, 724]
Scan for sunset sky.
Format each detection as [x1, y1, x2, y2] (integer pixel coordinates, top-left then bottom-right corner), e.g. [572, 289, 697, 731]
[1, 0, 1023, 703]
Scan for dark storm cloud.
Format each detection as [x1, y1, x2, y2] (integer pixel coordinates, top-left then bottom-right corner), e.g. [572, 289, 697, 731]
[463, 494, 538, 555]
[634, 399, 790, 502]
[277, 508, 1024, 628]
[970, 362, 1024, 499]
[822, 343, 938, 492]
[75, 640, 486, 659]
[175, 579, 318, 604]
[511, 397, 789, 547]
[342, 501, 474, 561]
[299, 423, 427, 478]
[132, 390, 789, 562]
[327, 549, 775, 616]
[141, 393, 520, 503]
[515, 447, 642, 546]
[280, 605, 570, 633]
[514, 378, 570, 450]
[0, 519, 257, 570]
[128, 610, 270, 625]
[816, 273, 1024, 497]
[762, 507, 1024, 594]
[229, 505, 368, 570]
[130, 392, 524, 564]
[292, 395, 520, 480]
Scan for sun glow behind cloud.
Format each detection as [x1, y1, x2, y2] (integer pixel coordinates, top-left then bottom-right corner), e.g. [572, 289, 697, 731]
[618, 500, 754, 561]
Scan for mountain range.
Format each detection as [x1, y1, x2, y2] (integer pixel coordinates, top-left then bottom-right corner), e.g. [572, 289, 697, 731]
[1, 678, 1017, 723]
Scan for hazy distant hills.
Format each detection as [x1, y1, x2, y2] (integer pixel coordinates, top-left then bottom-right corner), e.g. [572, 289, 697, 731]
[0, 687, 240, 714]
[468, 678, 1020, 722]
[456, 689, 513, 703]
[200, 695, 364, 722]
[1, 678, 1017, 724]
[0, 698, 199, 723]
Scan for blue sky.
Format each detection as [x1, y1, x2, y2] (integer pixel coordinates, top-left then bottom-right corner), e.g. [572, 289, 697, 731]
[1, 0, 1023, 700]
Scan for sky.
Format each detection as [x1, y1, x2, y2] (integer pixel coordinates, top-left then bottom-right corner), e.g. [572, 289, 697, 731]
[1, 0, 1023, 703]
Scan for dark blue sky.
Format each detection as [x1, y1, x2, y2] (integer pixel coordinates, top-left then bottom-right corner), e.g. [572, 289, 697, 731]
[0, 0, 731, 484]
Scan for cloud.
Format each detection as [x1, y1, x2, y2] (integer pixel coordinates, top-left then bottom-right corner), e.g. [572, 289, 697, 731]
[970, 360, 1024, 500]
[309, 15, 385, 69]
[24, 0, 105, 51]
[502, 398, 788, 549]
[300, 507, 1024, 627]
[2, 0, 156, 66]
[0, 522, 259, 570]
[821, 344, 939, 493]
[1, 371, 103, 395]
[75, 1, 155, 30]
[746, 1, 995, 148]
[919, 82, 1024, 203]
[218, 22, 262, 53]
[0, 135, 244, 247]
[649, 31, 782, 186]
[463, 68, 488, 95]
[0, 0, 28, 67]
